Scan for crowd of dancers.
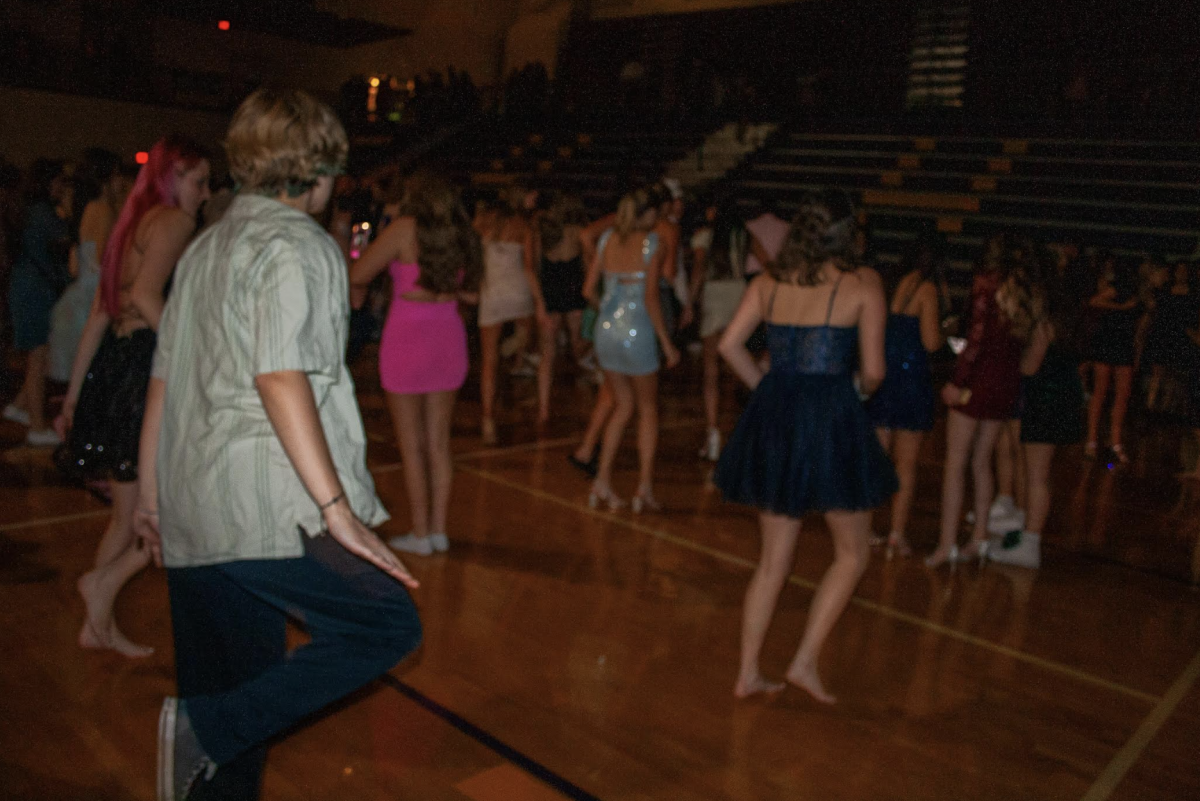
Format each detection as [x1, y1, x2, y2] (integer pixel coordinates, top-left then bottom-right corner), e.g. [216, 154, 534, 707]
[3, 86, 1199, 798]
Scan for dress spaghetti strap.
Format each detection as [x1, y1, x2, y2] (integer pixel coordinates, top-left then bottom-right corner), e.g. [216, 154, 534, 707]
[824, 274, 845, 326]
[763, 280, 780, 323]
[897, 277, 924, 315]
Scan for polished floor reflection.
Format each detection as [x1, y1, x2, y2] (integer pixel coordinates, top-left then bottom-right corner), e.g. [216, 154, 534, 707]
[2, 357, 1199, 801]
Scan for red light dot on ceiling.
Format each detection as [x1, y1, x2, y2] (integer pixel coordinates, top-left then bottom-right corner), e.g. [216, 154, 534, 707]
[135, 151, 149, 165]
[218, 20, 231, 31]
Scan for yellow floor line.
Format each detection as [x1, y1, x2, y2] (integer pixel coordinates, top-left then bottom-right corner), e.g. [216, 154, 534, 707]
[1079, 648, 1200, 801]
[457, 463, 1161, 706]
[0, 510, 110, 533]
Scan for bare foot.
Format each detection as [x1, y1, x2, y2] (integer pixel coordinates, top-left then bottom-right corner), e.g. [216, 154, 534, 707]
[103, 624, 155, 658]
[77, 572, 154, 658]
[785, 663, 837, 705]
[733, 674, 786, 699]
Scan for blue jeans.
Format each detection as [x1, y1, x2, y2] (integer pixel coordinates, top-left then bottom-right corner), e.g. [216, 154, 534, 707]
[166, 532, 421, 799]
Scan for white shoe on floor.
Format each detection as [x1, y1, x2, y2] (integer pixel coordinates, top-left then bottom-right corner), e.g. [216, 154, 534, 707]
[388, 533, 434, 556]
[26, 428, 61, 447]
[699, 428, 721, 462]
[429, 533, 449, 553]
[3, 404, 30, 426]
[988, 509, 1026, 535]
[989, 531, 1041, 569]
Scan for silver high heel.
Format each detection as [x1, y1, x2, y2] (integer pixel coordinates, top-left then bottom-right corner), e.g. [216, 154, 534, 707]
[958, 540, 991, 566]
[924, 544, 959, 569]
[884, 532, 912, 560]
[588, 486, 625, 511]
[631, 492, 662, 514]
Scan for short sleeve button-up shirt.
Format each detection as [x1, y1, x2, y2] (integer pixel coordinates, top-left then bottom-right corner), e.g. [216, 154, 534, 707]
[153, 194, 388, 568]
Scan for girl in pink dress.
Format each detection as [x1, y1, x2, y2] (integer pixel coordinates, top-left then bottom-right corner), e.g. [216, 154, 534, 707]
[352, 174, 481, 555]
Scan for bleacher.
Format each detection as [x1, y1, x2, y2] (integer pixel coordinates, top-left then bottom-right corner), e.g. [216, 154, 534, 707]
[430, 121, 711, 213]
[730, 130, 1200, 280]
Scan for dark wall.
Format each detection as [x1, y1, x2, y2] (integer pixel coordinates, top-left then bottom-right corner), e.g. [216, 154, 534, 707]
[970, 0, 1200, 125]
[560, 0, 1200, 129]
[559, 0, 914, 122]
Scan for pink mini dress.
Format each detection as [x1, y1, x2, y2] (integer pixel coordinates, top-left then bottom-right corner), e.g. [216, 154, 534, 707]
[379, 261, 468, 395]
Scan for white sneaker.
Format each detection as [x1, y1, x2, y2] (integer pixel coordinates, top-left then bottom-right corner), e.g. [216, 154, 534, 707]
[989, 531, 1040, 569]
[699, 428, 721, 462]
[388, 533, 434, 556]
[26, 428, 61, 447]
[429, 533, 449, 553]
[968, 498, 1017, 528]
[988, 496, 1014, 522]
[3, 404, 30, 426]
[988, 509, 1026, 535]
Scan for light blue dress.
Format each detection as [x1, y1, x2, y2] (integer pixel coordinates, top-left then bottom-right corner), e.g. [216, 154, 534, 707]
[48, 240, 101, 381]
[594, 229, 660, 376]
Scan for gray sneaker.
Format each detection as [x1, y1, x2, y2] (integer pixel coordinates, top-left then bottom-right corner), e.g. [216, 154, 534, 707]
[388, 532, 435, 555]
[158, 697, 216, 801]
[989, 531, 1041, 569]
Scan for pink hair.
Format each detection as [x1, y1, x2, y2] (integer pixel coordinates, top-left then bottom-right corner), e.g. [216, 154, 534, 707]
[100, 134, 208, 317]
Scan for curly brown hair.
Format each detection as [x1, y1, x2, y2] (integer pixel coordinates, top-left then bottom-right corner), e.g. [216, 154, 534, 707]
[770, 189, 859, 285]
[399, 173, 482, 294]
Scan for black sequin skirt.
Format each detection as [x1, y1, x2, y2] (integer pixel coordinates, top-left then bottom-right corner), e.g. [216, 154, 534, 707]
[57, 328, 156, 483]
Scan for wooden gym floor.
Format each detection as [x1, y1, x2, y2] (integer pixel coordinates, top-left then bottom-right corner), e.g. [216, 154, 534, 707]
[1, 354, 1199, 801]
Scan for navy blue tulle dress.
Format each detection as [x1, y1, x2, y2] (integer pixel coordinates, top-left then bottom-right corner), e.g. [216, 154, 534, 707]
[865, 283, 934, 432]
[715, 277, 899, 517]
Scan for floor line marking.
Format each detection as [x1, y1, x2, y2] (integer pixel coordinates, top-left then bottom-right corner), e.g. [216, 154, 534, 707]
[457, 463, 1162, 705]
[0, 510, 110, 533]
[379, 674, 602, 801]
[1079, 647, 1200, 801]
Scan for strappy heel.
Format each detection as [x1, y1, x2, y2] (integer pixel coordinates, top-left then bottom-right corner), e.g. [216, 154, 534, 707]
[588, 485, 625, 511]
[885, 532, 912, 560]
[925, 544, 959, 569]
[958, 539, 991, 566]
[871, 532, 911, 560]
[631, 491, 662, 514]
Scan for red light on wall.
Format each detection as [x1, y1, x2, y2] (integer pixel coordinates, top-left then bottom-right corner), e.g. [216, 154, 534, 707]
[135, 151, 149, 165]
[218, 20, 231, 31]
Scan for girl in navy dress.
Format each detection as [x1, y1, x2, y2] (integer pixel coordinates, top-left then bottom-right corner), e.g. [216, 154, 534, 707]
[1085, 257, 1142, 463]
[715, 190, 896, 703]
[865, 238, 944, 558]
